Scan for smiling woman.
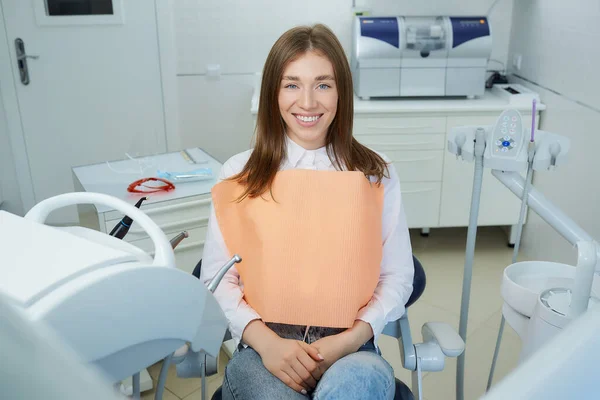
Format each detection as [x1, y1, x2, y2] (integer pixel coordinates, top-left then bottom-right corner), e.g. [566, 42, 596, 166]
[278, 53, 338, 149]
[199, 23, 415, 400]
[229, 24, 390, 201]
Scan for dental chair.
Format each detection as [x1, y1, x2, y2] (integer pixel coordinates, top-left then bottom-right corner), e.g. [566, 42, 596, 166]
[185, 255, 464, 400]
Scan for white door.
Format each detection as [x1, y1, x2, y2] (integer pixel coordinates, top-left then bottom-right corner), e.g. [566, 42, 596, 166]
[1, 0, 166, 223]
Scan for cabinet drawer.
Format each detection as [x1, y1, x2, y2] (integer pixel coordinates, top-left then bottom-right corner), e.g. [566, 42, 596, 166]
[356, 133, 445, 151]
[401, 182, 441, 228]
[104, 197, 212, 239]
[128, 226, 208, 274]
[354, 116, 446, 135]
[387, 150, 444, 182]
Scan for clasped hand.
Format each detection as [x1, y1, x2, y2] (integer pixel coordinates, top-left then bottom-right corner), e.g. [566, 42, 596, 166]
[259, 333, 356, 394]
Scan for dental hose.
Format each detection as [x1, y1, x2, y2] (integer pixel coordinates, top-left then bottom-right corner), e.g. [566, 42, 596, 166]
[457, 127, 486, 400]
[486, 100, 537, 391]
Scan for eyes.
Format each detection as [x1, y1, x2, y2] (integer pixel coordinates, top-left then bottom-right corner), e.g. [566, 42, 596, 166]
[283, 83, 332, 90]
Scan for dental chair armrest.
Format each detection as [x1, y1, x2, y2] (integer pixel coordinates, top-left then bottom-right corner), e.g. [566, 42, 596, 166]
[382, 313, 417, 371]
[421, 322, 465, 357]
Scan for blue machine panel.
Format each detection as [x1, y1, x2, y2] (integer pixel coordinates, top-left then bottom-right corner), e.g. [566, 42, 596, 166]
[450, 17, 490, 48]
[359, 17, 399, 48]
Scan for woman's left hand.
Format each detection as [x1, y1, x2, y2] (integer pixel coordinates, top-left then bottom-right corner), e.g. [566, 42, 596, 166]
[311, 320, 374, 379]
[310, 335, 352, 379]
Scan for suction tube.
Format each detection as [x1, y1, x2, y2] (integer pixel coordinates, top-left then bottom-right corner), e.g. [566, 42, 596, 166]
[457, 128, 486, 400]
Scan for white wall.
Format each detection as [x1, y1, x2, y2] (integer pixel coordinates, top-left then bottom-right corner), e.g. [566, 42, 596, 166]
[507, 1, 600, 265]
[0, 86, 24, 216]
[509, 1, 600, 111]
[171, 0, 514, 162]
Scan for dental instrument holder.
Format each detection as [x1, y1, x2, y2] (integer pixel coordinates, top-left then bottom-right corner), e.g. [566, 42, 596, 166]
[155, 254, 243, 400]
[447, 109, 600, 400]
[202, 255, 242, 400]
[4, 192, 231, 400]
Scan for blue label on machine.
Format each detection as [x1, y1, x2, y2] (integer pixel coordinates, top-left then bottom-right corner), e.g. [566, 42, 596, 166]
[360, 17, 399, 48]
[450, 17, 490, 48]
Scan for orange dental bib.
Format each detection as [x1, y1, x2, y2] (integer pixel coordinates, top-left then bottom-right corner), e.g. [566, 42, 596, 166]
[211, 170, 384, 328]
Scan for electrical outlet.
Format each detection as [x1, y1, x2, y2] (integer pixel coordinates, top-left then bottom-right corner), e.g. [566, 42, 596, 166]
[512, 53, 522, 70]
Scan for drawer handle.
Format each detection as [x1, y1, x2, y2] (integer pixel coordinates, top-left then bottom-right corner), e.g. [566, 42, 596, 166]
[402, 188, 435, 194]
[150, 239, 205, 256]
[129, 216, 210, 234]
[143, 199, 212, 216]
[394, 156, 438, 162]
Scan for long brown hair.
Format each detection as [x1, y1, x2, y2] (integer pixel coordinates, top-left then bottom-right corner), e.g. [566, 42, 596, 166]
[231, 24, 389, 200]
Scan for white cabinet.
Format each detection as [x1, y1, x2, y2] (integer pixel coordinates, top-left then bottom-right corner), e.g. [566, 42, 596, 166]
[401, 182, 443, 228]
[352, 115, 447, 229]
[72, 148, 222, 274]
[354, 112, 540, 231]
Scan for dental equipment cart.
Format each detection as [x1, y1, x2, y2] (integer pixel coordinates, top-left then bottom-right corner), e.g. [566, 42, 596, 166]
[0, 192, 234, 400]
[72, 148, 223, 394]
[72, 147, 222, 275]
[448, 106, 600, 400]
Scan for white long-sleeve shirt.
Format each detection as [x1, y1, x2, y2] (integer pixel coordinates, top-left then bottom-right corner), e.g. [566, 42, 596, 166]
[200, 136, 414, 346]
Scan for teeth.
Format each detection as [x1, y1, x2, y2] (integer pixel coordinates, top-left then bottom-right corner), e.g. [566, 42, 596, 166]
[296, 115, 320, 122]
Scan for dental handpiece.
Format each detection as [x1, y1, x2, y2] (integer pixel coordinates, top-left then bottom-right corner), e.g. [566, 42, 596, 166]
[207, 254, 242, 293]
[109, 197, 147, 239]
[169, 231, 189, 249]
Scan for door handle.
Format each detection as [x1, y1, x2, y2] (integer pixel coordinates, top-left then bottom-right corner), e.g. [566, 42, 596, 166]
[14, 38, 38, 85]
[17, 54, 39, 61]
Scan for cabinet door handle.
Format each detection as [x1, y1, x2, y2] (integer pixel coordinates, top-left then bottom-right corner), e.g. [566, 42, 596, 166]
[129, 216, 209, 234]
[143, 199, 212, 216]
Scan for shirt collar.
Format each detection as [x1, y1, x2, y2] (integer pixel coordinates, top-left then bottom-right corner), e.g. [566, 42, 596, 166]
[285, 135, 333, 168]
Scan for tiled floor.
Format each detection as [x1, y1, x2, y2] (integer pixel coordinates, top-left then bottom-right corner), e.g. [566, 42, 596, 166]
[140, 226, 526, 400]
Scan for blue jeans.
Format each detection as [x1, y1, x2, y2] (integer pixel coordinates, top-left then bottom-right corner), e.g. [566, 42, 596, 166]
[222, 340, 395, 399]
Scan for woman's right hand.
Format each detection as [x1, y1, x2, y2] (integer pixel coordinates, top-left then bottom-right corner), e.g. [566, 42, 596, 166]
[259, 337, 324, 394]
[242, 320, 324, 394]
